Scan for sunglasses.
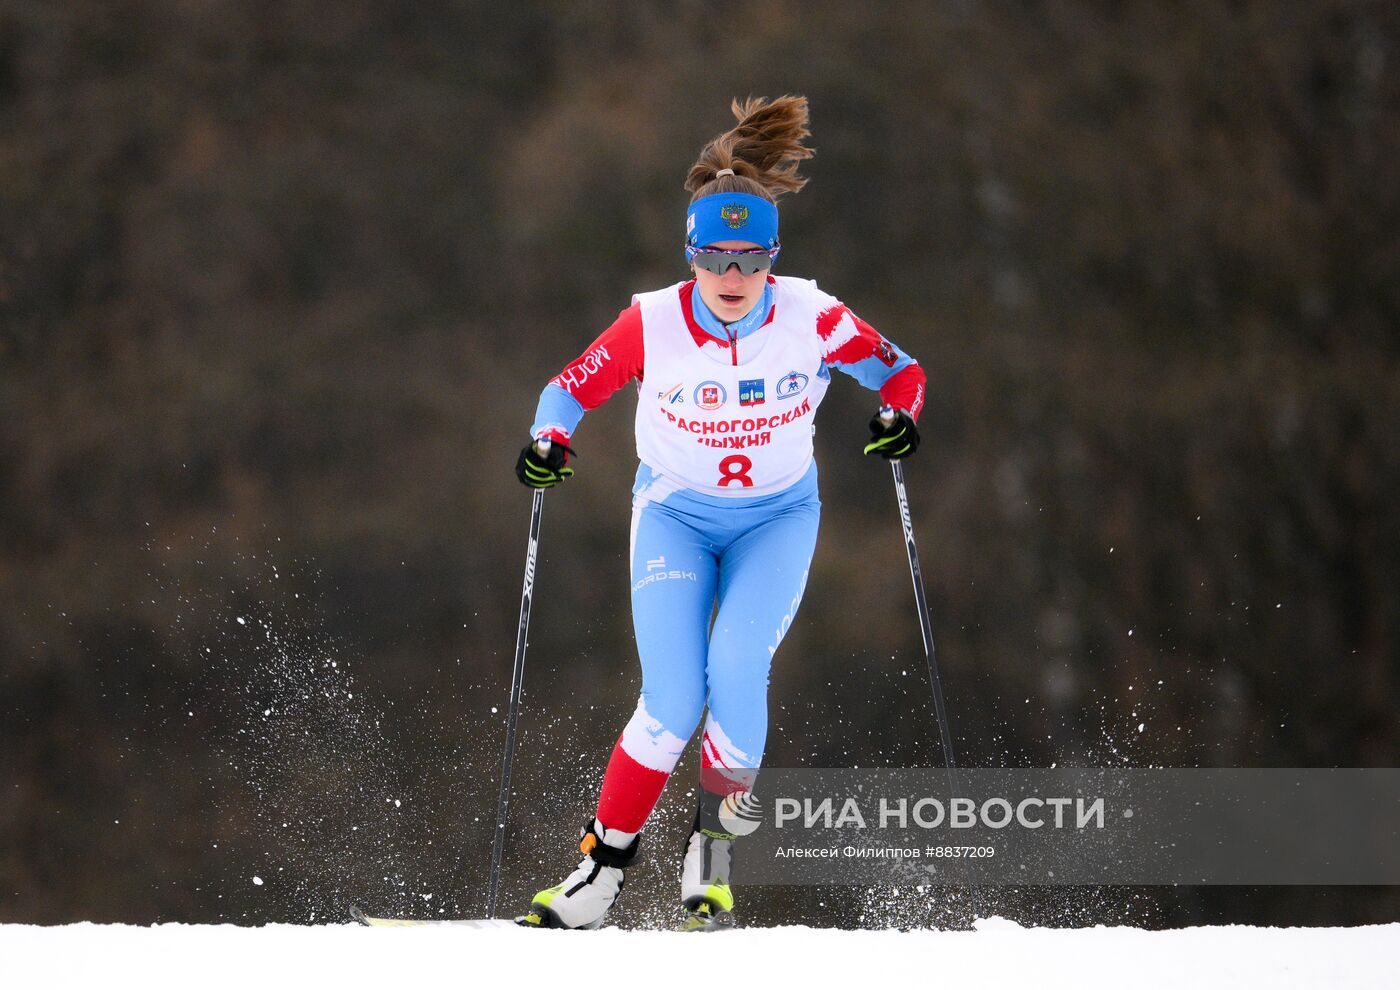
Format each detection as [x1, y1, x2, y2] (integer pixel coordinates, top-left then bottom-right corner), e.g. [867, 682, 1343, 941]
[687, 245, 780, 277]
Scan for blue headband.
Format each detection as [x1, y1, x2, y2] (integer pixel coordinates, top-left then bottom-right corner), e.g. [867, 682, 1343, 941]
[685, 192, 779, 259]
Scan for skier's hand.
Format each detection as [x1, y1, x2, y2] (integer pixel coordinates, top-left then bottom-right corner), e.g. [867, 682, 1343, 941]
[863, 407, 920, 460]
[516, 438, 576, 488]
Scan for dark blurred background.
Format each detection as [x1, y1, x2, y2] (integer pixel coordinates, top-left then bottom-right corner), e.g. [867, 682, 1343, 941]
[2, 1, 1397, 929]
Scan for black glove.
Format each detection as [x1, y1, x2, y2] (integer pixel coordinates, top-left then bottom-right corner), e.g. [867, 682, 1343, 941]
[516, 439, 576, 488]
[863, 408, 920, 460]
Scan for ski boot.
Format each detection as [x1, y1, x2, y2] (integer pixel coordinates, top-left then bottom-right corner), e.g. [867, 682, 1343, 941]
[677, 825, 737, 932]
[516, 817, 641, 930]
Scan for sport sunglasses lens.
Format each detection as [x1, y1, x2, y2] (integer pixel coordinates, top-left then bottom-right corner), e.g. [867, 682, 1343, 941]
[692, 250, 773, 276]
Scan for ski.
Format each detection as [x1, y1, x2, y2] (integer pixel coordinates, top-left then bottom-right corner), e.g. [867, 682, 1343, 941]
[349, 904, 519, 929]
[350, 902, 729, 931]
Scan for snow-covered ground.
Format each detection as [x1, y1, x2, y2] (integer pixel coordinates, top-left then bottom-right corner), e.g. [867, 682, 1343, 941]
[4, 917, 1396, 989]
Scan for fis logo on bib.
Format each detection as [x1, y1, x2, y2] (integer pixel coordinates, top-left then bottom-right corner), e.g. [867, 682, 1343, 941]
[694, 380, 727, 410]
[776, 370, 809, 399]
[658, 383, 685, 405]
[738, 379, 766, 407]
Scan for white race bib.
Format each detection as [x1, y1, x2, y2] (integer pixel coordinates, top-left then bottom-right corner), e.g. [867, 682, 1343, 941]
[634, 277, 831, 497]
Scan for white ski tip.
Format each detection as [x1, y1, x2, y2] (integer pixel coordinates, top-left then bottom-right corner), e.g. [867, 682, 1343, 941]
[351, 906, 519, 929]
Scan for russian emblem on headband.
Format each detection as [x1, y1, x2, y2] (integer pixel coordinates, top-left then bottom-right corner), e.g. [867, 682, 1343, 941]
[721, 203, 749, 229]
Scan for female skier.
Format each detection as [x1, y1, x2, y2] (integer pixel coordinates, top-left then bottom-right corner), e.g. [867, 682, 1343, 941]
[513, 95, 925, 931]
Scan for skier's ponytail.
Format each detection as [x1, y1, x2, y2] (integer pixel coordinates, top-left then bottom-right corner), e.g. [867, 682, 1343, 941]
[685, 95, 815, 204]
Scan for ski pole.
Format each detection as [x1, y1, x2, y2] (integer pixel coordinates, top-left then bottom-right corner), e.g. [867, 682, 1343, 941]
[878, 409, 978, 919]
[486, 443, 549, 919]
[879, 410, 961, 779]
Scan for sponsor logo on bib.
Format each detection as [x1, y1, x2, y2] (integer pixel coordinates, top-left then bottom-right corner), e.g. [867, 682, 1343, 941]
[738, 378, 766, 407]
[776, 370, 809, 399]
[694, 380, 727, 410]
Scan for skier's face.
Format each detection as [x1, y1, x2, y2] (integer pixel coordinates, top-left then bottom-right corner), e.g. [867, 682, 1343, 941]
[691, 240, 769, 323]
